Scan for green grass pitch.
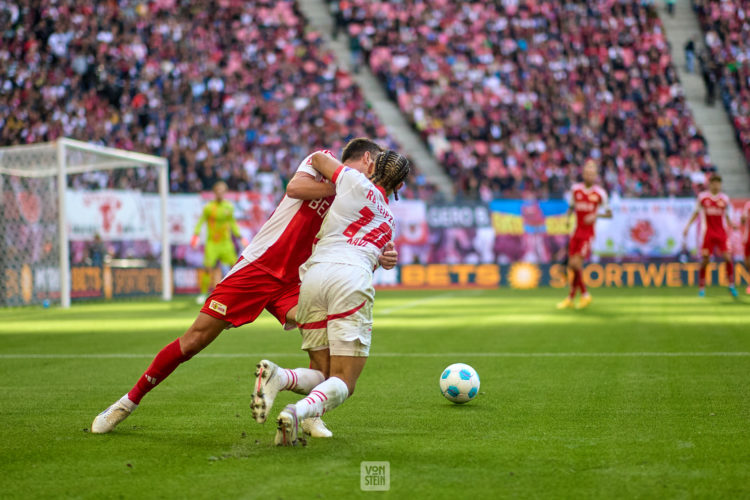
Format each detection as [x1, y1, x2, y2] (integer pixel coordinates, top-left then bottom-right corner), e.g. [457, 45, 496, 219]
[1, 287, 749, 499]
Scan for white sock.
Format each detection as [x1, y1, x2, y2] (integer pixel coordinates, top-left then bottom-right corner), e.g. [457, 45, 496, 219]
[279, 368, 325, 395]
[118, 394, 138, 411]
[294, 377, 349, 420]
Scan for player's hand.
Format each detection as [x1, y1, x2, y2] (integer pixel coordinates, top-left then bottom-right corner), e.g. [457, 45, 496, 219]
[190, 235, 200, 248]
[241, 237, 250, 248]
[378, 241, 398, 270]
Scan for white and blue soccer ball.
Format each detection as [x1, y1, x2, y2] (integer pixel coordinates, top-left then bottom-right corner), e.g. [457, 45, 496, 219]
[439, 363, 480, 404]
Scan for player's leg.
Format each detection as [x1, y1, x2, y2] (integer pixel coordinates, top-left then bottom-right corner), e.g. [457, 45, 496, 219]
[276, 267, 373, 446]
[575, 247, 592, 309]
[252, 280, 327, 423]
[746, 255, 750, 294]
[722, 249, 738, 298]
[91, 313, 229, 433]
[198, 243, 219, 304]
[558, 244, 582, 309]
[93, 259, 273, 434]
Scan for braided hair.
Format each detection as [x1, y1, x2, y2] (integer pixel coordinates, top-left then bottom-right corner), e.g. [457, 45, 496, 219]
[370, 150, 411, 200]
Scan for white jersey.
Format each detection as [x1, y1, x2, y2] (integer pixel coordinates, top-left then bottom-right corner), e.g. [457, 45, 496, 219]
[239, 150, 336, 283]
[306, 166, 394, 273]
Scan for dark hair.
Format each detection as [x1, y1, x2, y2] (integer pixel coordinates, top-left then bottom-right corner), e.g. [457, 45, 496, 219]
[341, 138, 383, 163]
[709, 173, 722, 182]
[370, 150, 410, 198]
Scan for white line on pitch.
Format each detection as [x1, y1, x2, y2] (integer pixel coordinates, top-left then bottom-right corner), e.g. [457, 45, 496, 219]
[1, 352, 749, 359]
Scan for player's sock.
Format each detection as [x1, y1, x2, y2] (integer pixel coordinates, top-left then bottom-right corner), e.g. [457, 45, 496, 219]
[294, 377, 349, 420]
[569, 271, 579, 299]
[199, 272, 210, 295]
[699, 265, 707, 289]
[127, 338, 192, 404]
[576, 270, 587, 296]
[280, 368, 326, 395]
[726, 260, 735, 285]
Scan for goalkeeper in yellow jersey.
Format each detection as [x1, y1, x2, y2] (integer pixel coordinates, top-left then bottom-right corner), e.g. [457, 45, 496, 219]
[191, 181, 248, 304]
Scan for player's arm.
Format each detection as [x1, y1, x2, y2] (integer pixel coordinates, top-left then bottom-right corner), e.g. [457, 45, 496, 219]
[191, 206, 207, 248]
[377, 241, 398, 270]
[683, 209, 699, 236]
[725, 210, 735, 231]
[286, 172, 336, 200]
[308, 151, 344, 182]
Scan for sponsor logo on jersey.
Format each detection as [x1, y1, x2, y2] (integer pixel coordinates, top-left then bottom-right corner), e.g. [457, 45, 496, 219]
[209, 300, 227, 315]
[588, 194, 599, 202]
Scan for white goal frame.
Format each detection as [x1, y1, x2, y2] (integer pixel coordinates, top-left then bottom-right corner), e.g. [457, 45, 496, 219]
[0, 138, 171, 307]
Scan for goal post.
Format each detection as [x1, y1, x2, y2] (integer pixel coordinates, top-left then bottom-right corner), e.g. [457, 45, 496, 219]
[0, 138, 171, 308]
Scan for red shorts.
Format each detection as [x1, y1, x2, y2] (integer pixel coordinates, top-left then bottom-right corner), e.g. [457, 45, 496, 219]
[744, 237, 750, 258]
[199, 258, 299, 327]
[701, 232, 728, 256]
[568, 234, 592, 260]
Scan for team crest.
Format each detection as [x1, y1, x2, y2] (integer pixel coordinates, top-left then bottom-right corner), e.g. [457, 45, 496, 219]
[209, 300, 227, 315]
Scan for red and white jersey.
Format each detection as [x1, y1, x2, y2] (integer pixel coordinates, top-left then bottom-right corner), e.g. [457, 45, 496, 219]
[240, 150, 336, 283]
[305, 166, 394, 273]
[694, 191, 730, 238]
[567, 182, 609, 239]
[743, 201, 750, 244]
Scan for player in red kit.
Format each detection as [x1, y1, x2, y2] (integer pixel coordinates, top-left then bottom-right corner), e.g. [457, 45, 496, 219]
[91, 138, 398, 434]
[742, 200, 750, 294]
[557, 160, 612, 310]
[683, 174, 738, 298]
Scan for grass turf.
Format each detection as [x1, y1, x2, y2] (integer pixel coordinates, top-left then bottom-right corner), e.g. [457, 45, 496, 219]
[0, 287, 749, 499]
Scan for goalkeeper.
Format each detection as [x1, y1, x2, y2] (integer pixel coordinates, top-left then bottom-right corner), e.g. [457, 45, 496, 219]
[191, 181, 248, 303]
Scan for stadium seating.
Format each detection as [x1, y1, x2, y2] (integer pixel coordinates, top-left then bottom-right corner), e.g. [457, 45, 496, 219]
[0, 0, 430, 198]
[693, 0, 750, 167]
[338, 0, 712, 198]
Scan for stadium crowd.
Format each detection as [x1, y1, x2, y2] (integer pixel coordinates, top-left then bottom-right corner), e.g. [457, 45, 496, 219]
[693, 0, 750, 166]
[0, 0, 432, 199]
[338, 0, 713, 199]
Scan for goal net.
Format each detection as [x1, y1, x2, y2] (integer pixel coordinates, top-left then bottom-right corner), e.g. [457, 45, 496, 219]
[0, 139, 171, 308]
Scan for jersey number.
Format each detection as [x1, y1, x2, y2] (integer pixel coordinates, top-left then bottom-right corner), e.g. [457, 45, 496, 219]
[343, 207, 392, 249]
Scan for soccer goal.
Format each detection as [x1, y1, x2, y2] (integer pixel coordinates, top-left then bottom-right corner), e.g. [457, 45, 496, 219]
[0, 138, 171, 308]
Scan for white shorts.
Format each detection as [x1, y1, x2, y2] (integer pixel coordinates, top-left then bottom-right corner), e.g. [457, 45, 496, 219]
[297, 262, 374, 357]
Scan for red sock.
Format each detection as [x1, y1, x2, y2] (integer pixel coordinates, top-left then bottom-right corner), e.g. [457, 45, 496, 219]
[577, 269, 587, 295]
[127, 339, 190, 404]
[569, 270, 579, 299]
[699, 265, 706, 288]
[726, 260, 734, 285]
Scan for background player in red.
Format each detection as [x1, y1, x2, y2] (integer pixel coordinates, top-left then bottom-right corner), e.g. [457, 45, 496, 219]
[742, 200, 750, 294]
[91, 139, 398, 434]
[557, 160, 612, 310]
[683, 174, 738, 298]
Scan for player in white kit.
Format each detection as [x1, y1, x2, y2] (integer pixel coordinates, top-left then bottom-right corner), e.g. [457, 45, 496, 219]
[90, 139, 398, 436]
[257, 149, 410, 446]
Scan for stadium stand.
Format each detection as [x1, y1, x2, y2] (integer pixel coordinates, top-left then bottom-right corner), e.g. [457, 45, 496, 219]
[337, 0, 713, 198]
[692, 0, 750, 168]
[0, 0, 431, 199]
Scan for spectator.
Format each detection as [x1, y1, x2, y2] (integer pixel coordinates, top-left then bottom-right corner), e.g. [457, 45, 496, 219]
[0, 0, 429, 200]
[685, 37, 696, 73]
[341, 0, 709, 198]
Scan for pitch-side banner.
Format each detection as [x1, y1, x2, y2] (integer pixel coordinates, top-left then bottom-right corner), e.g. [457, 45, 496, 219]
[489, 198, 749, 262]
[66, 190, 276, 244]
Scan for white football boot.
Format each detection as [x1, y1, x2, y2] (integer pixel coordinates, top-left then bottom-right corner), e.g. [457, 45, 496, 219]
[91, 396, 137, 434]
[275, 404, 300, 446]
[251, 360, 284, 423]
[301, 417, 333, 438]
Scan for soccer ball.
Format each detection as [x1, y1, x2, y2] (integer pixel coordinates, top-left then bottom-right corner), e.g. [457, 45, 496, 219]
[439, 363, 480, 404]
